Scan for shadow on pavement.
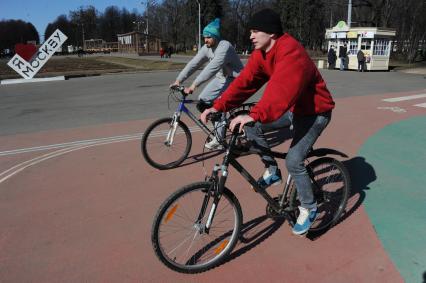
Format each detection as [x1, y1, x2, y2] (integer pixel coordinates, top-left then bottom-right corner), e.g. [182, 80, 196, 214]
[224, 215, 285, 265]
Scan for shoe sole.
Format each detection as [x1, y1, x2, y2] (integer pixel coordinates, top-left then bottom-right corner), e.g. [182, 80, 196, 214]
[292, 213, 318, 235]
[292, 228, 309, 236]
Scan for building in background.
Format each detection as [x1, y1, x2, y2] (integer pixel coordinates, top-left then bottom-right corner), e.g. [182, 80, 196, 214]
[326, 21, 396, 71]
[117, 31, 161, 55]
[84, 39, 118, 53]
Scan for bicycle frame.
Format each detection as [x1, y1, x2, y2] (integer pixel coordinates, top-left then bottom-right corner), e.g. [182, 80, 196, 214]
[174, 96, 213, 136]
[202, 132, 297, 231]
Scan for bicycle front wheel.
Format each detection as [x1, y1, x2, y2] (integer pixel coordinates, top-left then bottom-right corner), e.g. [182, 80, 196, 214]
[290, 157, 351, 232]
[151, 182, 242, 273]
[141, 117, 192, 170]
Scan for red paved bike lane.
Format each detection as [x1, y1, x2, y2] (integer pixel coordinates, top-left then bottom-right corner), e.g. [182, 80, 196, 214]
[0, 91, 425, 282]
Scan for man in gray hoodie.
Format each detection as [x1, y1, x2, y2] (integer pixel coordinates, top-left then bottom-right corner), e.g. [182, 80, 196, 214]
[171, 18, 243, 150]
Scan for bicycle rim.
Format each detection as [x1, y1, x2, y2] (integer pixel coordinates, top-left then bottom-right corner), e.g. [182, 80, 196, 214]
[290, 157, 350, 231]
[152, 182, 242, 273]
[141, 118, 192, 170]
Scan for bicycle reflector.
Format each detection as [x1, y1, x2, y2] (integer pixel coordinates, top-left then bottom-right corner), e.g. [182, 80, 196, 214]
[165, 204, 179, 223]
[214, 240, 229, 254]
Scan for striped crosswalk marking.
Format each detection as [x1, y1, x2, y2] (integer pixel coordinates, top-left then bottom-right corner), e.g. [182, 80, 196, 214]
[382, 93, 426, 102]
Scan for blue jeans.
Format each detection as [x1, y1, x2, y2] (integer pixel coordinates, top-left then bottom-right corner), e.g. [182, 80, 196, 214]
[339, 57, 345, 70]
[244, 111, 332, 209]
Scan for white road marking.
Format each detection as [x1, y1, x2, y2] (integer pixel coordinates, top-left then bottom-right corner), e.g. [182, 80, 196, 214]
[414, 103, 426, 108]
[0, 126, 202, 157]
[382, 93, 426, 102]
[377, 106, 407, 113]
[0, 126, 204, 184]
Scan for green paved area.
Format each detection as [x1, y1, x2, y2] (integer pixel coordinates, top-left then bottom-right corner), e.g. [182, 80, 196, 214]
[359, 115, 426, 283]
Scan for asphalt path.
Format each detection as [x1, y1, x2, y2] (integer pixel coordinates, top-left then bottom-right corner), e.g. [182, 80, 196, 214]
[0, 69, 425, 136]
[0, 68, 426, 282]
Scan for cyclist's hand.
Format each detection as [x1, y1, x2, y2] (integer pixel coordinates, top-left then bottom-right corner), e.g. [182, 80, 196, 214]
[230, 114, 254, 133]
[170, 80, 180, 88]
[184, 84, 195, 95]
[201, 107, 218, 124]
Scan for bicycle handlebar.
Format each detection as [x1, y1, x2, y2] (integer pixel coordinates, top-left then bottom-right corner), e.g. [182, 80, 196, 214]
[206, 111, 255, 137]
[170, 85, 189, 97]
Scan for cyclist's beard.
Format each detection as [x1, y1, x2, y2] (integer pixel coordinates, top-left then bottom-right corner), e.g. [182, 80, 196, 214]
[206, 42, 216, 49]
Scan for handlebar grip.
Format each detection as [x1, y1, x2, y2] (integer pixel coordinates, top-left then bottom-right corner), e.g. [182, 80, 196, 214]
[170, 85, 185, 92]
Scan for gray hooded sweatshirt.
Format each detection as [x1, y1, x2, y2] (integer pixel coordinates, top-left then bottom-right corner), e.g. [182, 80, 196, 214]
[176, 40, 243, 88]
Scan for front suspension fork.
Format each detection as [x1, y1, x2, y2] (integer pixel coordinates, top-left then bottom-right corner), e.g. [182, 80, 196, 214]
[201, 164, 228, 234]
[166, 113, 180, 145]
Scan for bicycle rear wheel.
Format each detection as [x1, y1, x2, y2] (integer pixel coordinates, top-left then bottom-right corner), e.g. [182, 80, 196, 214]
[289, 157, 351, 232]
[141, 117, 192, 170]
[151, 182, 242, 273]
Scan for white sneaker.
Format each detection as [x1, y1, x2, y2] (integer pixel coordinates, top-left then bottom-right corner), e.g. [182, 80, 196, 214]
[292, 206, 317, 235]
[205, 137, 223, 150]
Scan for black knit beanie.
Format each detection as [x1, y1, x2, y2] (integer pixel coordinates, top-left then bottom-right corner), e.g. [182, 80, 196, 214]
[248, 9, 283, 35]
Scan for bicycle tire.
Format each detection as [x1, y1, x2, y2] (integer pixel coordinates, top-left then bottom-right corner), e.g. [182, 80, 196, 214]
[289, 157, 351, 231]
[151, 182, 243, 273]
[141, 117, 192, 170]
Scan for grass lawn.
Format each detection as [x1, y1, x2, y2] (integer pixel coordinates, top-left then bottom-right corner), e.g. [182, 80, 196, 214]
[0, 56, 186, 80]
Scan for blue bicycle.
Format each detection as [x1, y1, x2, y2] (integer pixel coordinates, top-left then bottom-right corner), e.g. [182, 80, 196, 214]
[141, 86, 253, 170]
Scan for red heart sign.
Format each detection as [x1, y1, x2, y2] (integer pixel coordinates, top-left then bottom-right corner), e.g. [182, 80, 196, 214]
[15, 43, 37, 61]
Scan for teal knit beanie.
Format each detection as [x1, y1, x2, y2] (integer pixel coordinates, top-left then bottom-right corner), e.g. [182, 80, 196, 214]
[202, 18, 221, 40]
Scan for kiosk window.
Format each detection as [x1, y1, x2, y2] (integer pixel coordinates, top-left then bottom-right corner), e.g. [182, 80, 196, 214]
[348, 39, 358, 55]
[373, 39, 390, 56]
[361, 39, 371, 50]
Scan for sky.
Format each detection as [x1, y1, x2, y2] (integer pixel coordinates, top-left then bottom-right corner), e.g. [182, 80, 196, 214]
[0, 0, 147, 41]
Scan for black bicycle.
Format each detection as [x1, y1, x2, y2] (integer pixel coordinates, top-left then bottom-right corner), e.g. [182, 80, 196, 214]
[141, 86, 254, 170]
[151, 116, 351, 273]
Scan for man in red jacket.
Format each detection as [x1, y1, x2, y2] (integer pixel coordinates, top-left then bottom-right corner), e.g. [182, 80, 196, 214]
[200, 9, 335, 235]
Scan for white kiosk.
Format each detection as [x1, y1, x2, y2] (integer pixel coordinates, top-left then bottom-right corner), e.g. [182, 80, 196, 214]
[325, 21, 396, 71]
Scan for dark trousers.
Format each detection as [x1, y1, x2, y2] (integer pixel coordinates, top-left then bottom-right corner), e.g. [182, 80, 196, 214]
[358, 60, 365, 72]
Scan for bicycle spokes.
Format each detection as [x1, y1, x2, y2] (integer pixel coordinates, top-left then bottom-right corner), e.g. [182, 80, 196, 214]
[305, 157, 350, 231]
[153, 183, 241, 272]
[141, 118, 192, 169]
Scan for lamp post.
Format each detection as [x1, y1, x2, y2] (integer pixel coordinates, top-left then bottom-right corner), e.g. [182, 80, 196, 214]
[196, 0, 201, 51]
[141, 1, 149, 53]
[80, 23, 86, 51]
[133, 21, 143, 54]
[347, 0, 352, 27]
[133, 21, 142, 31]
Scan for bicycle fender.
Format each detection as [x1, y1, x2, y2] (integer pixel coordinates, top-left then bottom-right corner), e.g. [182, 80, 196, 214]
[307, 148, 348, 158]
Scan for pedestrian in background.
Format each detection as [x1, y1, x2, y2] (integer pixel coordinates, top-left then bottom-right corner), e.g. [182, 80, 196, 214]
[339, 44, 347, 71]
[167, 46, 173, 58]
[357, 49, 365, 72]
[327, 47, 337, 69]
